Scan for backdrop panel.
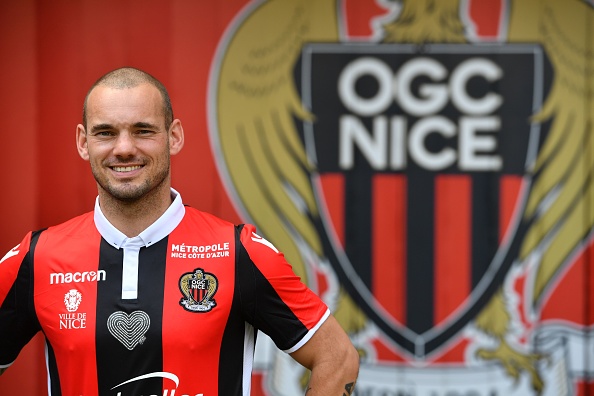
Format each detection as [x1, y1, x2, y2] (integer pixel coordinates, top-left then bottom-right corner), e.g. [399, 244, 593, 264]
[0, 1, 592, 395]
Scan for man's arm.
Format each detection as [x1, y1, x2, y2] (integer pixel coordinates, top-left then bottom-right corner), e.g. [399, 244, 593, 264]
[290, 314, 359, 395]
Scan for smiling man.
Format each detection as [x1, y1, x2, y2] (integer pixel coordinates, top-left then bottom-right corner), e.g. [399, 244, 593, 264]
[0, 67, 359, 395]
[77, 72, 184, 237]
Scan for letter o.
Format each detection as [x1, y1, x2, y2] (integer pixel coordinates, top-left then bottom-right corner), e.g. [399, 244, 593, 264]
[338, 57, 393, 116]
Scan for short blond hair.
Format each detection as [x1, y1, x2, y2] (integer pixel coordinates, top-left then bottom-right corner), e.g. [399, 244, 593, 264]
[82, 67, 173, 129]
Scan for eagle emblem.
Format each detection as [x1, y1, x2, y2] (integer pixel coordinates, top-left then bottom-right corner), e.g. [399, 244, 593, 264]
[179, 268, 218, 313]
[208, 0, 594, 394]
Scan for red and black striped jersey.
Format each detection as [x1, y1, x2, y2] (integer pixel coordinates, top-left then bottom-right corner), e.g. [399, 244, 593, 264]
[0, 190, 329, 395]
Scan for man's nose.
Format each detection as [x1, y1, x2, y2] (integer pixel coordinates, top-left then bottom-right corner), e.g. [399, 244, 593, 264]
[112, 132, 136, 156]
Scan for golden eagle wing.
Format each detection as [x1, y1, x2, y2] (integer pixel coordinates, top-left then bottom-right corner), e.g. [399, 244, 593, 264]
[509, 0, 594, 305]
[212, 0, 339, 282]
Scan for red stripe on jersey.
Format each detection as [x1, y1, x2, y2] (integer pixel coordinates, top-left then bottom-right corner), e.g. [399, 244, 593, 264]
[372, 174, 407, 324]
[434, 175, 471, 325]
[319, 173, 345, 248]
[33, 213, 101, 395]
[500, 175, 522, 242]
[162, 209, 237, 396]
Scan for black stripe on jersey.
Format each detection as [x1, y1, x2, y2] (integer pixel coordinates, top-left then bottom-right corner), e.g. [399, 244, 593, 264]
[29, 230, 64, 396]
[234, 226, 309, 351]
[218, 225, 253, 395]
[95, 237, 168, 395]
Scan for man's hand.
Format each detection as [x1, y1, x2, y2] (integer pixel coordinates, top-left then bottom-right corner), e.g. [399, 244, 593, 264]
[290, 314, 359, 395]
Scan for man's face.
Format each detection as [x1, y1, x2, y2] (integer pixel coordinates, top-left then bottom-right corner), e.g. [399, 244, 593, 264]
[77, 83, 175, 202]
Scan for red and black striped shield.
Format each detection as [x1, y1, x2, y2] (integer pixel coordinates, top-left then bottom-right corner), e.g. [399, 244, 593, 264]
[300, 43, 549, 357]
[190, 277, 208, 304]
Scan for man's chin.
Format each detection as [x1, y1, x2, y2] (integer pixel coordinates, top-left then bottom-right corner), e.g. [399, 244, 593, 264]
[101, 184, 148, 202]
[95, 173, 169, 203]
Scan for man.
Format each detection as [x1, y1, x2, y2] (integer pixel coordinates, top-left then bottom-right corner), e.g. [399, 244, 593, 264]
[0, 67, 359, 395]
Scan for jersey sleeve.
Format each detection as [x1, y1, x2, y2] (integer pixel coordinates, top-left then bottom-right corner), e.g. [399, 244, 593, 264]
[0, 231, 41, 368]
[236, 224, 329, 353]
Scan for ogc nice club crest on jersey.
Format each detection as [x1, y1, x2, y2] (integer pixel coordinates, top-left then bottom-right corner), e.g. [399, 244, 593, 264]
[179, 268, 218, 313]
[299, 43, 548, 357]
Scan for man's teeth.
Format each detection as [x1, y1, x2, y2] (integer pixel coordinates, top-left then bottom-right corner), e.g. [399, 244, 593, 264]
[113, 166, 142, 172]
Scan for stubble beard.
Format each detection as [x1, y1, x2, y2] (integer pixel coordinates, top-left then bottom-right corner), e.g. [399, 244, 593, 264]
[92, 160, 171, 204]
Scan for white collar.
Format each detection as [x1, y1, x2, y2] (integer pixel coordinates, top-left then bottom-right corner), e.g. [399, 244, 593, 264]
[93, 188, 186, 249]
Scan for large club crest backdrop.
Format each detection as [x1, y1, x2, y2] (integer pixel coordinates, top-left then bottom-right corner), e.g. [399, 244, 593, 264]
[0, 0, 592, 395]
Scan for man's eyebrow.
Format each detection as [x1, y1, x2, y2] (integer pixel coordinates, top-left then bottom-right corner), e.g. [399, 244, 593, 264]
[90, 123, 114, 133]
[133, 122, 160, 130]
[89, 122, 160, 133]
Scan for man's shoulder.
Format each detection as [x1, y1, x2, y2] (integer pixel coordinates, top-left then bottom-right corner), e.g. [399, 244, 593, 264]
[40, 211, 96, 240]
[50, 211, 94, 230]
[182, 206, 237, 229]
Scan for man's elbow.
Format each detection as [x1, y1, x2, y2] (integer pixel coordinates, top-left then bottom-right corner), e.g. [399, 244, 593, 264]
[337, 342, 359, 395]
[343, 341, 360, 377]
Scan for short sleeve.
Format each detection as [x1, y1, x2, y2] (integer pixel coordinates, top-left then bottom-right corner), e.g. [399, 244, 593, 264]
[0, 231, 41, 367]
[235, 224, 329, 353]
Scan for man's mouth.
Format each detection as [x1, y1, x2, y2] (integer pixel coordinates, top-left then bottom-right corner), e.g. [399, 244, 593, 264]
[112, 165, 142, 172]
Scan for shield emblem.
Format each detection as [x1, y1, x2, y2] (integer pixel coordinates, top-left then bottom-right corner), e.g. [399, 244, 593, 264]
[300, 43, 548, 357]
[179, 268, 218, 313]
[191, 278, 209, 303]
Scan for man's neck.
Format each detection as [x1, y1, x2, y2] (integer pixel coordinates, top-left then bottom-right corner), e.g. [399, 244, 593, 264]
[97, 187, 173, 238]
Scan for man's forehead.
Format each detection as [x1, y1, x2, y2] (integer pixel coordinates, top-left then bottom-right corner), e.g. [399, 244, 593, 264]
[86, 84, 164, 121]
[88, 83, 160, 104]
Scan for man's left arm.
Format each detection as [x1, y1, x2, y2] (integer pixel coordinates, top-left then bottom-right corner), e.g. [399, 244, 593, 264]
[290, 314, 359, 396]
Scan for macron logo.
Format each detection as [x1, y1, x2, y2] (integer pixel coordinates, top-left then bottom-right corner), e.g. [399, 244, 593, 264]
[0, 244, 20, 265]
[50, 270, 106, 285]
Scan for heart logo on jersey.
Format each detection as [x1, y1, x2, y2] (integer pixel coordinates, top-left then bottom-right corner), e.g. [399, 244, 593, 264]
[107, 310, 151, 350]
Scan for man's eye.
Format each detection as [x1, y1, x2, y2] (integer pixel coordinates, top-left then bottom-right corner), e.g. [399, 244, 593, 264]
[138, 129, 159, 137]
[95, 131, 114, 137]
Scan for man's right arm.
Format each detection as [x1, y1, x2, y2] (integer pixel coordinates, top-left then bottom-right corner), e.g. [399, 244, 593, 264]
[290, 314, 359, 395]
[0, 234, 37, 376]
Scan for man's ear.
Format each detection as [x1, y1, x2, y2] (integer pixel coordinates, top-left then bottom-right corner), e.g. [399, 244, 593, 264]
[76, 124, 90, 161]
[169, 119, 185, 156]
